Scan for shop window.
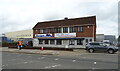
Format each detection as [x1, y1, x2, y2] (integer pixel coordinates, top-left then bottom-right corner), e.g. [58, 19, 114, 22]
[89, 39, 92, 42]
[77, 39, 84, 45]
[50, 28, 54, 33]
[69, 27, 75, 33]
[56, 40, 62, 45]
[63, 27, 68, 33]
[39, 39, 43, 44]
[86, 39, 88, 43]
[40, 28, 43, 33]
[50, 40, 55, 45]
[57, 28, 62, 33]
[78, 26, 83, 32]
[69, 40, 75, 45]
[45, 40, 49, 44]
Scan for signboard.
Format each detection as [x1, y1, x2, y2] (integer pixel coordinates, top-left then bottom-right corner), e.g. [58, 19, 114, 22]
[35, 34, 52, 37]
[55, 33, 76, 37]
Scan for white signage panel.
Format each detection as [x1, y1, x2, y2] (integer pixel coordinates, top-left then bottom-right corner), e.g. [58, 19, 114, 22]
[35, 34, 52, 37]
[55, 33, 76, 37]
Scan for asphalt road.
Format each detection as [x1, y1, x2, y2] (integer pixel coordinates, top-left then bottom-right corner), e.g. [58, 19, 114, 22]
[2, 52, 118, 69]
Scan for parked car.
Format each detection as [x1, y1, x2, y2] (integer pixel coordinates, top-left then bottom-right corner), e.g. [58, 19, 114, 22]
[85, 42, 118, 54]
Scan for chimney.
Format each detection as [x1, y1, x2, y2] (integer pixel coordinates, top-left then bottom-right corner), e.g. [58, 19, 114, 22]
[64, 17, 68, 20]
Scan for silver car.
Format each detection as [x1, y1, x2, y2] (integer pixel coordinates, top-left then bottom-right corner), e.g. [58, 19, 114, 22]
[85, 42, 118, 54]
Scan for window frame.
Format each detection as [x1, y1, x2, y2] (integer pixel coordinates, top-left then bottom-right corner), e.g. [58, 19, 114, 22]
[69, 39, 75, 45]
[50, 28, 54, 33]
[40, 28, 43, 33]
[57, 27, 62, 33]
[56, 39, 62, 45]
[69, 27, 75, 33]
[78, 26, 83, 32]
[63, 27, 68, 33]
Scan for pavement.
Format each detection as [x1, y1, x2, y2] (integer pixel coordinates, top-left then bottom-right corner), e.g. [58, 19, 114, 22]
[0, 47, 87, 56]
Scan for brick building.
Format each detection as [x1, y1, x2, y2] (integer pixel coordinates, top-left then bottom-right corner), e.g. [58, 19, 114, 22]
[33, 16, 96, 48]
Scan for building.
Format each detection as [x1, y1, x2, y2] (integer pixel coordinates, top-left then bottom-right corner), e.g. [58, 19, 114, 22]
[96, 34, 117, 45]
[5, 29, 33, 42]
[96, 34, 104, 42]
[33, 16, 96, 48]
[104, 35, 117, 45]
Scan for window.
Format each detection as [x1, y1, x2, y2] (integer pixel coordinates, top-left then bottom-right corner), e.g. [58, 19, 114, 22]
[69, 40, 75, 45]
[45, 40, 49, 44]
[77, 39, 84, 45]
[50, 40, 55, 45]
[69, 27, 75, 33]
[63, 27, 68, 33]
[78, 26, 83, 32]
[56, 40, 62, 45]
[45, 28, 48, 33]
[39, 39, 43, 44]
[86, 39, 88, 43]
[57, 28, 62, 33]
[40, 28, 43, 33]
[50, 28, 54, 33]
[90, 43, 100, 46]
[89, 39, 92, 42]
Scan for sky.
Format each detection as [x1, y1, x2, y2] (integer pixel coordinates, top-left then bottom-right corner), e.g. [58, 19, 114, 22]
[0, 0, 119, 37]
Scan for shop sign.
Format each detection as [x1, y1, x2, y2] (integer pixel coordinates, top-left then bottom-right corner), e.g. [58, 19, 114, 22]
[55, 33, 76, 37]
[35, 34, 52, 37]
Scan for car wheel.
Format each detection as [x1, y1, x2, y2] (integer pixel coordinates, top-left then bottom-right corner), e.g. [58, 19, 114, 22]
[108, 49, 114, 54]
[88, 49, 94, 53]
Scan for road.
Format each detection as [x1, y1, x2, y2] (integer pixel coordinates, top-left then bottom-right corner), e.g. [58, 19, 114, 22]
[2, 52, 118, 69]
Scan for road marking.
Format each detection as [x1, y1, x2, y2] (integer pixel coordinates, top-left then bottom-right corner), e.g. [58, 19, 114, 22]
[44, 64, 61, 69]
[72, 60, 76, 62]
[54, 58, 59, 61]
[24, 62, 28, 64]
[2, 64, 8, 67]
[94, 62, 97, 64]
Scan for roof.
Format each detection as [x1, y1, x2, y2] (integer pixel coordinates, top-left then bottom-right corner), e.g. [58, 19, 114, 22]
[33, 16, 96, 29]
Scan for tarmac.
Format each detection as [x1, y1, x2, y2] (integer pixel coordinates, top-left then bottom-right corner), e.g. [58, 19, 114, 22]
[0, 47, 87, 56]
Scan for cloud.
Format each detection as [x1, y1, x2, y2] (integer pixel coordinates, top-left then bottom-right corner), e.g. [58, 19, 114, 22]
[0, 0, 119, 37]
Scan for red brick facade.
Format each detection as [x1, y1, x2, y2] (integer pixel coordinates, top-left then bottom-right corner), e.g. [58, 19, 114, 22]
[33, 16, 96, 40]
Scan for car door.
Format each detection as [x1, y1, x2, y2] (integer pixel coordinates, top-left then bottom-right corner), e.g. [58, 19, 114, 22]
[95, 43, 107, 51]
[94, 43, 102, 51]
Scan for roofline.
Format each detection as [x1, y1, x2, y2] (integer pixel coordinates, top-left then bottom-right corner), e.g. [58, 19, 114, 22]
[37, 16, 96, 24]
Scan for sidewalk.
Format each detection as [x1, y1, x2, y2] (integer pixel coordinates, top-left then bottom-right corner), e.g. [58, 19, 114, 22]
[0, 47, 87, 56]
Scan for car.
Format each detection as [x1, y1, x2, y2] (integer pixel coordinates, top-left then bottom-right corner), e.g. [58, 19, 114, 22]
[85, 42, 118, 54]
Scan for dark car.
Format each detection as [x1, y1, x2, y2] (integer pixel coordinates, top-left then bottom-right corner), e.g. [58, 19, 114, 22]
[85, 42, 118, 54]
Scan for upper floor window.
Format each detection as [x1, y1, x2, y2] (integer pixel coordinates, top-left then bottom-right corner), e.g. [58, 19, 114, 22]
[78, 26, 83, 32]
[57, 27, 62, 33]
[50, 28, 54, 33]
[40, 28, 43, 33]
[63, 27, 68, 33]
[45, 28, 48, 33]
[69, 27, 75, 33]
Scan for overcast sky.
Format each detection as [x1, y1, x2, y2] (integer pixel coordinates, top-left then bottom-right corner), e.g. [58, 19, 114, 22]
[0, 0, 119, 37]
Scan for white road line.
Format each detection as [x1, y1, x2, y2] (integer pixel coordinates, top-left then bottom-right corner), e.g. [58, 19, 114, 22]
[44, 64, 61, 69]
[24, 62, 28, 64]
[72, 60, 76, 62]
[54, 58, 59, 61]
[94, 62, 97, 64]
